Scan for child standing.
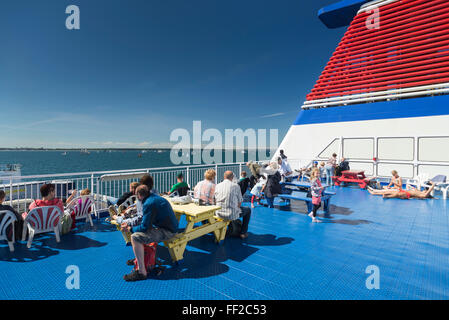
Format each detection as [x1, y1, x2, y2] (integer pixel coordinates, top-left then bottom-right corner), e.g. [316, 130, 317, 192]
[308, 169, 324, 223]
[250, 176, 266, 208]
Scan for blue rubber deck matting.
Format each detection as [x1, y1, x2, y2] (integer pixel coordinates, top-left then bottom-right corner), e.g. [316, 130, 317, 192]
[1, 186, 448, 300]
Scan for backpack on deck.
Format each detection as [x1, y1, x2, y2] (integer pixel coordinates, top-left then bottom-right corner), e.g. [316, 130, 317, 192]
[133, 242, 158, 273]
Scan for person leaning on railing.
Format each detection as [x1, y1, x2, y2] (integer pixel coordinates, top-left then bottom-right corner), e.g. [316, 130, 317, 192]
[0, 190, 25, 240]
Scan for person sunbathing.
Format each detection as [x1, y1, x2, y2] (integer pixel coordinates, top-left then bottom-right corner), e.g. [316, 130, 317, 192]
[369, 182, 435, 199]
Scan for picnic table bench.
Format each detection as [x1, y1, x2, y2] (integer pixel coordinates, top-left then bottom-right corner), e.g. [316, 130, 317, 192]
[333, 170, 373, 189]
[277, 190, 335, 214]
[272, 181, 336, 214]
[109, 197, 229, 263]
[162, 198, 229, 263]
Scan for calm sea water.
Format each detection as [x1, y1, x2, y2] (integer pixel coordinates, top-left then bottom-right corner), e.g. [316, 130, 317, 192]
[0, 150, 272, 176]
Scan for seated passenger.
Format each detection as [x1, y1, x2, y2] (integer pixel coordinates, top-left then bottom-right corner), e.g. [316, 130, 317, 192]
[167, 173, 189, 196]
[367, 170, 403, 195]
[117, 182, 140, 207]
[24, 184, 64, 219]
[0, 190, 25, 240]
[108, 182, 140, 218]
[215, 171, 252, 239]
[66, 188, 91, 230]
[384, 170, 402, 190]
[121, 182, 179, 281]
[237, 171, 250, 196]
[336, 158, 350, 176]
[193, 169, 216, 205]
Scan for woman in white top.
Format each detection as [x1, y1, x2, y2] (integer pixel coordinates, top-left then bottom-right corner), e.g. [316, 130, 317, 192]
[325, 153, 338, 186]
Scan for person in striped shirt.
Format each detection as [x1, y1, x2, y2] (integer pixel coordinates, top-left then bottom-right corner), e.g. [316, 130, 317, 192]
[214, 171, 252, 239]
[193, 169, 216, 205]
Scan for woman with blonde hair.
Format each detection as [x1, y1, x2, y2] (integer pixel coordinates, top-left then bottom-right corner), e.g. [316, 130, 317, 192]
[367, 170, 403, 195]
[193, 169, 217, 205]
[309, 168, 324, 223]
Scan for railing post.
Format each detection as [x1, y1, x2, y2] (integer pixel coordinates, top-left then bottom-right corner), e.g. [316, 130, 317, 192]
[186, 167, 190, 187]
[374, 136, 378, 177]
[9, 178, 13, 206]
[91, 174, 94, 195]
[414, 136, 419, 178]
[215, 164, 218, 184]
[239, 163, 242, 177]
[96, 177, 100, 199]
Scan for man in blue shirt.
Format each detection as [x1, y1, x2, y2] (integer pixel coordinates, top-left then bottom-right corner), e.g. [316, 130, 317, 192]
[121, 179, 178, 281]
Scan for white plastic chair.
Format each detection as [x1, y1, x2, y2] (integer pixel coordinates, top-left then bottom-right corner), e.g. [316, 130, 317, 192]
[406, 173, 430, 191]
[22, 206, 62, 248]
[119, 195, 137, 210]
[66, 195, 97, 227]
[0, 210, 17, 252]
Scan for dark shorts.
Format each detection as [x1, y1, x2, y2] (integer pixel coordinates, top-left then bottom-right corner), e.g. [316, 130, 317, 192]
[131, 228, 175, 244]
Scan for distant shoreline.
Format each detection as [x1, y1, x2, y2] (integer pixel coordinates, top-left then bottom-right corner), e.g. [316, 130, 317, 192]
[0, 148, 276, 151]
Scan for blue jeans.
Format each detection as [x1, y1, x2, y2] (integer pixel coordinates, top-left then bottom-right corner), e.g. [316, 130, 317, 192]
[266, 197, 275, 208]
[325, 166, 334, 186]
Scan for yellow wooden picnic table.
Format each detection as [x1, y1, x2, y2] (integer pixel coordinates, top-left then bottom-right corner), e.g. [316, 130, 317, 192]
[162, 197, 229, 262]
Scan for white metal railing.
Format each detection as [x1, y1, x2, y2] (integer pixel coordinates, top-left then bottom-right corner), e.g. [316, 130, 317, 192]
[302, 83, 449, 109]
[0, 162, 253, 211]
[289, 135, 449, 183]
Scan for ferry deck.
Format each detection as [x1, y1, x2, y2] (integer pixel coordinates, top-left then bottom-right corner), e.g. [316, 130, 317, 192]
[1, 184, 448, 300]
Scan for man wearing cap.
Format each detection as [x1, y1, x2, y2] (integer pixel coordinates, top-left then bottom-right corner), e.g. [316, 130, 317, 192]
[167, 173, 190, 196]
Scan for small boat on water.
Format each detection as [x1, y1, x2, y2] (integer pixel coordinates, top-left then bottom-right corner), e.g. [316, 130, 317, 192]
[61, 152, 67, 156]
[0, 164, 21, 184]
[80, 149, 90, 155]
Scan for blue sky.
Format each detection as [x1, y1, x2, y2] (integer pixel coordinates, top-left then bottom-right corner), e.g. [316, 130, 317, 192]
[0, 0, 345, 148]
